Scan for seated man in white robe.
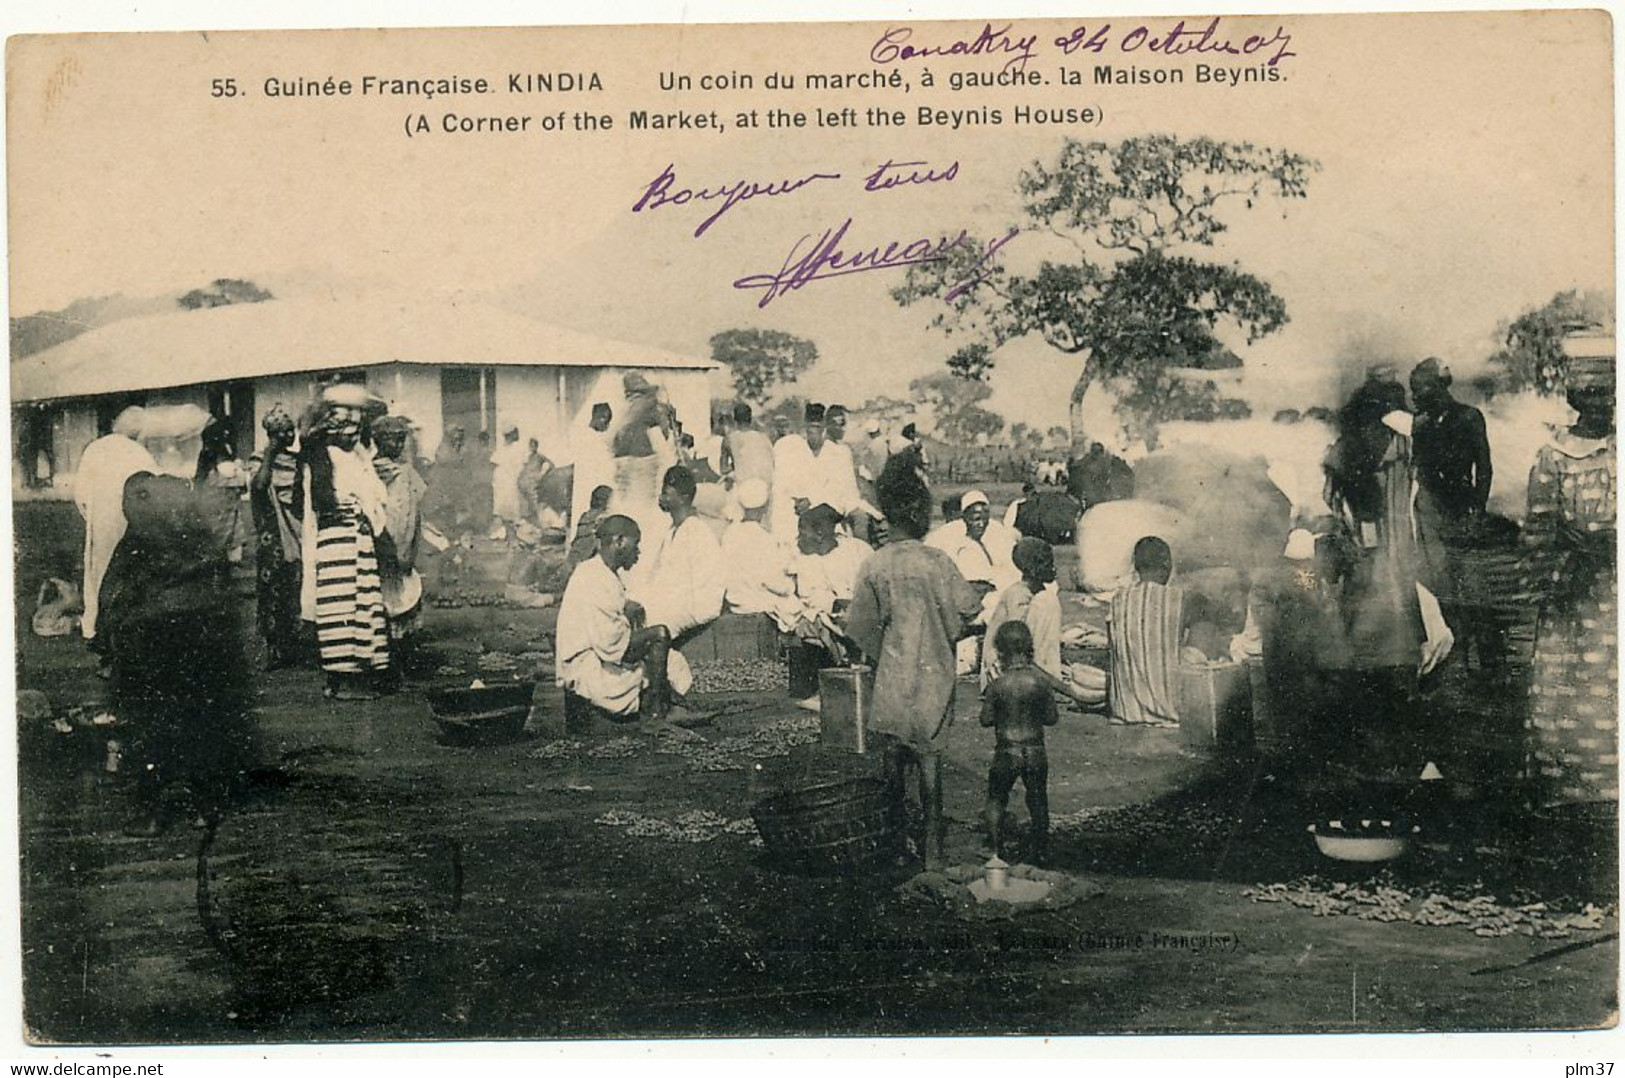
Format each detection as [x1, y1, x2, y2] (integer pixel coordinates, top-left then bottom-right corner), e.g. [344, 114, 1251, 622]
[943, 489, 1022, 673]
[629, 465, 726, 642]
[720, 478, 802, 631]
[784, 503, 874, 708]
[924, 493, 964, 553]
[788, 503, 873, 625]
[555, 513, 691, 726]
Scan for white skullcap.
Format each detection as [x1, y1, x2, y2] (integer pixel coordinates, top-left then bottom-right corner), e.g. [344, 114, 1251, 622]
[960, 489, 990, 509]
[1283, 528, 1316, 561]
[736, 478, 769, 510]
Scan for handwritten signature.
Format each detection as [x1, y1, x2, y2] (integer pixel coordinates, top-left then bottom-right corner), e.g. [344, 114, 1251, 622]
[732, 218, 1020, 309]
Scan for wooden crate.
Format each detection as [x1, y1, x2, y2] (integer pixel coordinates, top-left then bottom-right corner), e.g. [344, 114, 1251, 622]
[678, 613, 782, 664]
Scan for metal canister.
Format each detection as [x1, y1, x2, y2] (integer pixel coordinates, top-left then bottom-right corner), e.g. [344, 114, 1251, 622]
[104, 740, 122, 774]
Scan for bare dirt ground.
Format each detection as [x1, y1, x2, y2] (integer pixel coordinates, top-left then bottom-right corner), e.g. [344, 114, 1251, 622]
[13, 502, 1617, 1043]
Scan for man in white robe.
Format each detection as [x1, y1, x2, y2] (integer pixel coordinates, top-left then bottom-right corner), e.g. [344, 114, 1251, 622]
[803, 405, 881, 527]
[567, 403, 615, 544]
[630, 465, 726, 641]
[942, 490, 1021, 673]
[490, 424, 529, 540]
[769, 403, 819, 541]
[74, 406, 156, 649]
[788, 503, 873, 624]
[556, 514, 691, 722]
[721, 479, 802, 631]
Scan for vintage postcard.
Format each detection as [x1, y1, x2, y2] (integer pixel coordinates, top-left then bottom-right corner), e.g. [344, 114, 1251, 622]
[4, 7, 1617, 1048]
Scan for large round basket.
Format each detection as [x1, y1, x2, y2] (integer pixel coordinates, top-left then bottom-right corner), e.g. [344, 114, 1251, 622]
[424, 682, 535, 746]
[750, 777, 902, 877]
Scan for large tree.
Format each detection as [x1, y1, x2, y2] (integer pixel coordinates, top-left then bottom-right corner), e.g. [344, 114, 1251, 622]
[709, 328, 819, 407]
[1488, 289, 1614, 396]
[909, 370, 1005, 446]
[892, 135, 1316, 449]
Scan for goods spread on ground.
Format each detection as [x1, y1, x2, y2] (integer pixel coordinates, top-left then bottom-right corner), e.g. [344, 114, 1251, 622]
[1241, 873, 1615, 939]
[527, 715, 820, 773]
[593, 808, 762, 845]
[687, 659, 790, 694]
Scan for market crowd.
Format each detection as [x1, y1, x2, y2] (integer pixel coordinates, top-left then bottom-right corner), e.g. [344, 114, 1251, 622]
[66, 356, 1616, 864]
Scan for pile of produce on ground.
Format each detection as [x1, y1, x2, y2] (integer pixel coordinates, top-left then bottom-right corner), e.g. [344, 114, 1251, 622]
[593, 808, 761, 845]
[1241, 872, 1615, 939]
[1051, 800, 1245, 844]
[687, 659, 789, 695]
[430, 591, 542, 610]
[527, 716, 820, 773]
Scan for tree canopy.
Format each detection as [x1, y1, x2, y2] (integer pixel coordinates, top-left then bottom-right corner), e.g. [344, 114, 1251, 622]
[1488, 289, 1614, 396]
[709, 328, 819, 406]
[893, 135, 1316, 444]
[909, 371, 1004, 446]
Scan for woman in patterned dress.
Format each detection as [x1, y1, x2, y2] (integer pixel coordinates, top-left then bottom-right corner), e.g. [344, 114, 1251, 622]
[250, 405, 307, 669]
[1524, 353, 1617, 817]
[299, 384, 392, 700]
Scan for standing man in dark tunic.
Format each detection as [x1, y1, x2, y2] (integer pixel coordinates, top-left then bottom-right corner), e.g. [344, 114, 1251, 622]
[100, 405, 253, 836]
[1411, 358, 1493, 524]
[1410, 357, 1495, 660]
[846, 455, 983, 869]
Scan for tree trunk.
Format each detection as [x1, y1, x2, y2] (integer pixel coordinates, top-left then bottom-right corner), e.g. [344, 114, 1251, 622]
[1067, 362, 1095, 455]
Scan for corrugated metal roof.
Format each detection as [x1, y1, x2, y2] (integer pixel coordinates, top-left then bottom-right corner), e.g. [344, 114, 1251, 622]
[11, 294, 717, 402]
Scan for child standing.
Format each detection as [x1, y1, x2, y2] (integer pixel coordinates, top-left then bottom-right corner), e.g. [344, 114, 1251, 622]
[981, 620, 1060, 865]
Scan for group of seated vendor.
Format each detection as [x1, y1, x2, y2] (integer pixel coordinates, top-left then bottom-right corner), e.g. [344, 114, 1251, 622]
[557, 455, 1190, 732]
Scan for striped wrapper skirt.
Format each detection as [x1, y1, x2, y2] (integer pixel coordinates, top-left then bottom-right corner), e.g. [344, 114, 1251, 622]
[314, 509, 391, 674]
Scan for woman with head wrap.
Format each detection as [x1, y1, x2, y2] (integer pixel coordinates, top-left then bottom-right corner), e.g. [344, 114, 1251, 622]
[299, 384, 393, 700]
[250, 405, 307, 669]
[98, 404, 253, 836]
[1523, 344, 1617, 823]
[372, 415, 428, 651]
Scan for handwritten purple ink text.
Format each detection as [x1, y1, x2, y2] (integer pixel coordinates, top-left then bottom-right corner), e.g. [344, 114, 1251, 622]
[631, 164, 843, 238]
[732, 218, 1018, 309]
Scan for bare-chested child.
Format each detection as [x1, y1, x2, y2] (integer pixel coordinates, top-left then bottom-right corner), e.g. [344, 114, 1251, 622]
[980, 620, 1060, 865]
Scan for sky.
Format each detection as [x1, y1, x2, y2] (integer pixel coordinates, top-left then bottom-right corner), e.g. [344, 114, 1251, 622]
[6, 10, 1614, 432]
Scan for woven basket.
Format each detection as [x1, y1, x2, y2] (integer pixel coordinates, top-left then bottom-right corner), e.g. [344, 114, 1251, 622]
[751, 777, 902, 876]
[425, 682, 535, 746]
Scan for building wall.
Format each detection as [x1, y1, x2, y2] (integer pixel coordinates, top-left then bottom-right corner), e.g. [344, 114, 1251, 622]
[493, 366, 571, 462]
